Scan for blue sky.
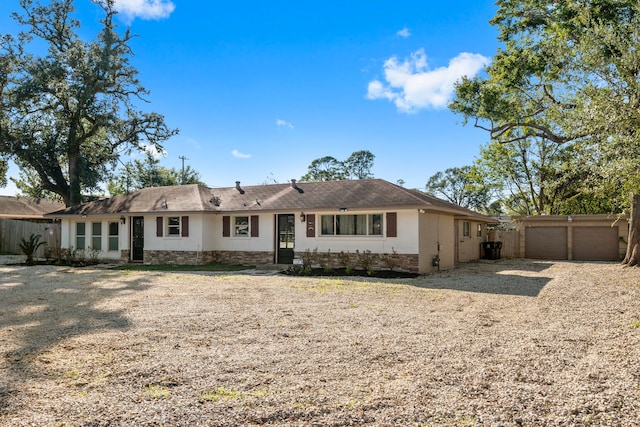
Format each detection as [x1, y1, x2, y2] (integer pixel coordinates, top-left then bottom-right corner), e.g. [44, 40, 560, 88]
[0, 0, 499, 196]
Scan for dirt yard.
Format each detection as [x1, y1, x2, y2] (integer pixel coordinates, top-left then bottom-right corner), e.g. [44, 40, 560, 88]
[1, 259, 639, 426]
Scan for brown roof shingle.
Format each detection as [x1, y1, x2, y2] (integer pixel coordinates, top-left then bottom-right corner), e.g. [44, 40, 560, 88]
[0, 196, 65, 218]
[47, 179, 491, 221]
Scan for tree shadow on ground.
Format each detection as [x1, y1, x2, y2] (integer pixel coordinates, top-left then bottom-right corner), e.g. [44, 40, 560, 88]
[409, 260, 555, 297]
[0, 265, 151, 414]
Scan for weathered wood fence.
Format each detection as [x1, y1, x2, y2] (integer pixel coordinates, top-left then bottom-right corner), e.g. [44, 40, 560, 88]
[0, 219, 61, 257]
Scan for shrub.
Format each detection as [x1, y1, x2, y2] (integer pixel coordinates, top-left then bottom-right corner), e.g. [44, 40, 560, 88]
[337, 250, 351, 269]
[19, 233, 46, 266]
[381, 247, 399, 271]
[356, 249, 373, 272]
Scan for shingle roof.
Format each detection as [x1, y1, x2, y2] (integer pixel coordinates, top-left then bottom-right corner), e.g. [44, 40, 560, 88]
[46, 179, 491, 221]
[0, 196, 65, 218]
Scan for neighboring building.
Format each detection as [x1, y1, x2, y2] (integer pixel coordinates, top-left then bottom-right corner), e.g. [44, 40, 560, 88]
[0, 196, 64, 256]
[46, 179, 492, 273]
[513, 215, 628, 261]
[0, 196, 64, 220]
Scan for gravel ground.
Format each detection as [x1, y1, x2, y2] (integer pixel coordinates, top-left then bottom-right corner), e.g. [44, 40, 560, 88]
[1, 259, 639, 426]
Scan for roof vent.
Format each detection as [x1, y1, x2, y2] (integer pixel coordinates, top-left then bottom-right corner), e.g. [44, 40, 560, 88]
[291, 179, 304, 193]
[235, 181, 245, 195]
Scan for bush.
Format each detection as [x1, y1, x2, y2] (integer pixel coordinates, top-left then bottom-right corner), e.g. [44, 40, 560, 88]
[19, 233, 46, 266]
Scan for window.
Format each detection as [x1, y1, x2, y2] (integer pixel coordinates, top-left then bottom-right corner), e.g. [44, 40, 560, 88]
[463, 221, 470, 238]
[477, 224, 483, 237]
[108, 222, 119, 251]
[320, 214, 383, 236]
[76, 222, 86, 250]
[234, 216, 249, 236]
[91, 222, 102, 250]
[167, 217, 180, 236]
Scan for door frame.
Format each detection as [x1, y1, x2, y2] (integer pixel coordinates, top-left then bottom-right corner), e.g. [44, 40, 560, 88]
[276, 213, 295, 264]
[131, 216, 144, 262]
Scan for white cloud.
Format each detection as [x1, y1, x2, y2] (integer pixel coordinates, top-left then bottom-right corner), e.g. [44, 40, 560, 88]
[366, 48, 490, 113]
[231, 149, 252, 159]
[141, 143, 166, 159]
[276, 119, 294, 129]
[397, 27, 411, 38]
[113, 0, 175, 20]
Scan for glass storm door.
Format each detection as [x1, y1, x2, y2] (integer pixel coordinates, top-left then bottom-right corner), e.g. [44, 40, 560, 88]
[132, 216, 144, 261]
[277, 214, 295, 264]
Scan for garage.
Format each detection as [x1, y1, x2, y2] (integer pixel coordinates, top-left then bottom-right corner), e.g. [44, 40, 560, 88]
[573, 226, 620, 261]
[525, 226, 568, 260]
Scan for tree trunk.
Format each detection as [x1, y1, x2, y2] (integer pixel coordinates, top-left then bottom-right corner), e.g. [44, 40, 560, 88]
[622, 193, 640, 267]
[68, 153, 82, 207]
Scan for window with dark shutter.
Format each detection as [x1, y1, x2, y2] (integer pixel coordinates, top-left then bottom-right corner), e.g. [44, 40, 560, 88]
[306, 214, 316, 238]
[250, 215, 259, 237]
[181, 216, 189, 237]
[156, 217, 163, 237]
[222, 215, 230, 237]
[386, 212, 397, 237]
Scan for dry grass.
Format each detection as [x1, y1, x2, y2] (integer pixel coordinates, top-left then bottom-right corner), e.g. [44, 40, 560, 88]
[1, 259, 640, 426]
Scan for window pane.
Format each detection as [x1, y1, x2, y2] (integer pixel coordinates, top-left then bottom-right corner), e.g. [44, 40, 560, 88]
[337, 215, 367, 235]
[108, 222, 118, 236]
[168, 216, 180, 235]
[235, 216, 249, 236]
[76, 237, 85, 250]
[321, 215, 334, 235]
[108, 236, 118, 251]
[92, 236, 101, 251]
[369, 214, 382, 235]
[92, 222, 101, 236]
[76, 222, 85, 235]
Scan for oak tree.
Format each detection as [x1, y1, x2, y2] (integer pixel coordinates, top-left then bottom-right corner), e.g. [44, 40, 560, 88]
[0, 0, 177, 206]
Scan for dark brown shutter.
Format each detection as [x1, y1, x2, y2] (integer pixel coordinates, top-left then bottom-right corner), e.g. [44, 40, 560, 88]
[250, 215, 259, 237]
[156, 217, 163, 237]
[306, 214, 316, 238]
[181, 216, 189, 237]
[386, 212, 397, 237]
[222, 215, 230, 237]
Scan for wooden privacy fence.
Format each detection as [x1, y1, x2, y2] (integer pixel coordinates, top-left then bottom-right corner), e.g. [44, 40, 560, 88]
[488, 229, 520, 259]
[0, 219, 61, 257]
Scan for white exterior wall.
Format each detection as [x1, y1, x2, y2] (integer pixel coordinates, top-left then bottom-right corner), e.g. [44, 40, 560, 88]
[209, 213, 276, 252]
[144, 214, 204, 252]
[61, 217, 128, 260]
[296, 210, 419, 254]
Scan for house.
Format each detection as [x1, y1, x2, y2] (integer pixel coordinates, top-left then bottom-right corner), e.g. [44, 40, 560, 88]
[0, 196, 64, 220]
[45, 179, 492, 273]
[0, 196, 64, 256]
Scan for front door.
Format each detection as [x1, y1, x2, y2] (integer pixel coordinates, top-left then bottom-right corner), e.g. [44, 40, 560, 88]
[277, 214, 295, 264]
[132, 216, 144, 261]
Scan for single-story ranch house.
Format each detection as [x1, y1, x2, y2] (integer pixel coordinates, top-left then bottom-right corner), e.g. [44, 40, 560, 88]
[46, 179, 492, 273]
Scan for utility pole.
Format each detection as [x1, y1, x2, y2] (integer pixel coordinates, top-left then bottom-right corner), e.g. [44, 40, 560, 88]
[179, 155, 188, 185]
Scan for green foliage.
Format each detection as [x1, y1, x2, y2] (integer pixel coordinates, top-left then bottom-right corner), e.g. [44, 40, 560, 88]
[19, 233, 46, 265]
[425, 165, 495, 211]
[108, 154, 204, 194]
[300, 150, 375, 182]
[0, 0, 178, 206]
[449, 0, 640, 216]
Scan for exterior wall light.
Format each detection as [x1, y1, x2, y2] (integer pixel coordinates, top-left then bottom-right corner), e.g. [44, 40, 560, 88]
[300, 212, 306, 222]
[120, 215, 126, 224]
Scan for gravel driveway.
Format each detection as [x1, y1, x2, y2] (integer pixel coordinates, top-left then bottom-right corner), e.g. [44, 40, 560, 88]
[1, 259, 639, 426]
